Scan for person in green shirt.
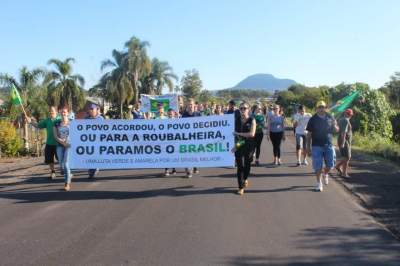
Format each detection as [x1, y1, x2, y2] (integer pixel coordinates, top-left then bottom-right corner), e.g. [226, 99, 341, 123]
[251, 104, 266, 166]
[26, 106, 60, 179]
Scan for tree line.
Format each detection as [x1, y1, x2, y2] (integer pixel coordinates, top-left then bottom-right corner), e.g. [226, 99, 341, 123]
[275, 77, 400, 143]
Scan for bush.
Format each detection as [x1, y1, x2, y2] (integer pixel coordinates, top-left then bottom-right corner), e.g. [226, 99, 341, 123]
[352, 133, 400, 163]
[391, 112, 400, 143]
[0, 120, 22, 156]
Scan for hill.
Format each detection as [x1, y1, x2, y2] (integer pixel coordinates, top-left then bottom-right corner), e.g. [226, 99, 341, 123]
[233, 73, 296, 92]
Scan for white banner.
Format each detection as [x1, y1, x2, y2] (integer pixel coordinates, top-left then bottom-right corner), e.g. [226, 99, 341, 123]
[69, 115, 235, 169]
[140, 94, 179, 113]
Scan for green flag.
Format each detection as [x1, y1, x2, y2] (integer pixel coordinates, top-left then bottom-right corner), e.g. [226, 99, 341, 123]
[10, 84, 23, 106]
[330, 90, 360, 115]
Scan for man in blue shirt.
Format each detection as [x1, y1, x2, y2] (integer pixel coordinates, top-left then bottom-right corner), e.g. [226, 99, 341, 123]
[306, 101, 338, 192]
[86, 103, 104, 178]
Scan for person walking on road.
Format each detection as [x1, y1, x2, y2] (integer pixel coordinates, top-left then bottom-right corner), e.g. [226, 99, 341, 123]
[86, 103, 103, 179]
[233, 102, 256, 195]
[181, 98, 201, 178]
[267, 104, 286, 165]
[293, 105, 312, 166]
[159, 107, 176, 176]
[53, 106, 72, 191]
[252, 104, 266, 166]
[26, 106, 60, 180]
[335, 109, 354, 178]
[306, 101, 339, 192]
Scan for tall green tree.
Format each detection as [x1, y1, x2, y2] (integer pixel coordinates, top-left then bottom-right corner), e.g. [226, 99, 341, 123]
[46, 58, 85, 112]
[0, 67, 47, 150]
[99, 49, 133, 118]
[380, 72, 400, 109]
[0, 66, 48, 118]
[125, 36, 151, 102]
[151, 58, 178, 94]
[141, 58, 178, 95]
[181, 69, 202, 99]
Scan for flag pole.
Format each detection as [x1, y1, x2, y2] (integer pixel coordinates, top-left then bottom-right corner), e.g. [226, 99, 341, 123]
[11, 82, 28, 118]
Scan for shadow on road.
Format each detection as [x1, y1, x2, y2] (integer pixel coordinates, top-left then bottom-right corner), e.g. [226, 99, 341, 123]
[222, 226, 400, 265]
[0, 184, 316, 203]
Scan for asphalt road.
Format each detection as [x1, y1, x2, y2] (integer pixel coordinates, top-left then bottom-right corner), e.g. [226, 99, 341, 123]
[0, 134, 399, 266]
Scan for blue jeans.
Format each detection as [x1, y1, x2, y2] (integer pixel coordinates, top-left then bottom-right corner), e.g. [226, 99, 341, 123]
[56, 145, 71, 183]
[311, 145, 336, 172]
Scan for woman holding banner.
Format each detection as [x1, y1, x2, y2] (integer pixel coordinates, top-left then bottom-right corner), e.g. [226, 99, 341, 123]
[233, 102, 256, 195]
[53, 106, 72, 191]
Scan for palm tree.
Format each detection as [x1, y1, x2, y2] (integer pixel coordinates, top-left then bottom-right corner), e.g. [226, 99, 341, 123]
[0, 67, 46, 150]
[125, 36, 151, 102]
[150, 58, 178, 94]
[46, 58, 85, 112]
[0, 66, 46, 104]
[99, 49, 134, 118]
[140, 58, 178, 95]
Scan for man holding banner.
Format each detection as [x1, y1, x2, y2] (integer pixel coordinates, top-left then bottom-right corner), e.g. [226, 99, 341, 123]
[181, 98, 202, 178]
[85, 103, 103, 179]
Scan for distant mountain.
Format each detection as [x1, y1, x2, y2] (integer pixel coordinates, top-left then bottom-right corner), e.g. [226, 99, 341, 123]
[233, 74, 296, 92]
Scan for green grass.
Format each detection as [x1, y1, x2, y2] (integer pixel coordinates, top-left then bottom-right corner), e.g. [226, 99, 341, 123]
[352, 133, 400, 163]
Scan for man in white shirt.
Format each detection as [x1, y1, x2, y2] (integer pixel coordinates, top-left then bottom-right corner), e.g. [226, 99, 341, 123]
[293, 105, 312, 166]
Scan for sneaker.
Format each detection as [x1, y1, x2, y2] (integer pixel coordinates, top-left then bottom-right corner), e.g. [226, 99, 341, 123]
[50, 171, 56, 180]
[164, 170, 170, 177]
[324, 174, 329, 185]
[64, 183, 71, 191]
[237, 188, 244, 195]
[297, 161, 301, 166]
[171, 169, 177, 175]
[193, 168, 199, 174]
[278, 159, 282, 165]
[186, 171, 193, 178]
[315, 182, 323, 192]
[244, 180, 249, 188]
[303, 159, 308, 166]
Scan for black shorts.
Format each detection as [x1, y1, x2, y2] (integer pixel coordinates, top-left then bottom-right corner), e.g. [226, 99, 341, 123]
[44, 144, 58, 164]
[339, 142, 351, 159]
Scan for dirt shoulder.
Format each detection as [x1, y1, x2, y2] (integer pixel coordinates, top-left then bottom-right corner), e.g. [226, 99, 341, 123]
[334, 148, 400, 239]
[0, 157, 49, 184]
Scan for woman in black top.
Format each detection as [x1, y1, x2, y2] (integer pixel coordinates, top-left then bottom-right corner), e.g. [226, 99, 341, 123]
[233, 102, 256, 195]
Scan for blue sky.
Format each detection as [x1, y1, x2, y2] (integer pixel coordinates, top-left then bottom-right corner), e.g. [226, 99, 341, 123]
[1, 0, 399, 91]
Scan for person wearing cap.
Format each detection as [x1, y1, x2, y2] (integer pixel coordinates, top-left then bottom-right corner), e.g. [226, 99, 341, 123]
[335, 109, 353, 178]
[306, 100, 339, 192]
[86, 103, 104, 179]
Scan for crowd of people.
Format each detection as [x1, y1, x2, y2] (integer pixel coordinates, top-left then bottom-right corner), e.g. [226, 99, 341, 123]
[25, 97, 354, 195]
